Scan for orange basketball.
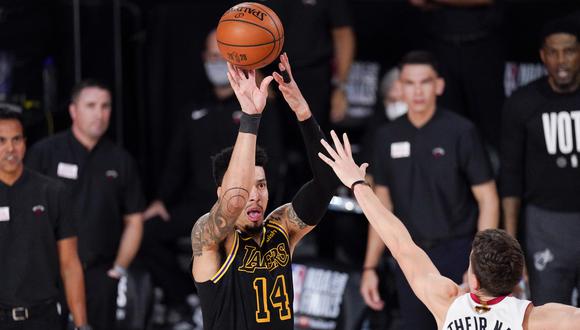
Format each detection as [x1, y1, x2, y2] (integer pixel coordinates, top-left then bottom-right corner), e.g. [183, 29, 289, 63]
[216, 2, 284, 70]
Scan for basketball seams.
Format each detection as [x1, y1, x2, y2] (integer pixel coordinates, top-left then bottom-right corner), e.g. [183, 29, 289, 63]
[217, 18, 277, 67]
[252, 2, 282, 38]
[218, 40, 276, 68]
[216, 2, 284, 69]
[218, 40, 278, 48]
[220, 43, 275, 68]
[218, 18, 275, 43]
[252, 2, 283, 64]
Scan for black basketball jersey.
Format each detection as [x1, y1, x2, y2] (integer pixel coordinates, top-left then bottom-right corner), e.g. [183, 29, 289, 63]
[196, 220, 294, 330]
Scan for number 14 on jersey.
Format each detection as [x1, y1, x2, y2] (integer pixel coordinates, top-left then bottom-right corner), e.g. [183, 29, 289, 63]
[252, 275, 291, 323]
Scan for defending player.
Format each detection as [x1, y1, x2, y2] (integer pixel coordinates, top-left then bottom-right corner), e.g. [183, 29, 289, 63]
[190, 53, 338, 329]
[318, 131, 580, 330]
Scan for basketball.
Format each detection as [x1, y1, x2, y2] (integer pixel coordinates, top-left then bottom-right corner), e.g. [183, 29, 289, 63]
[216, 2, 284, 70]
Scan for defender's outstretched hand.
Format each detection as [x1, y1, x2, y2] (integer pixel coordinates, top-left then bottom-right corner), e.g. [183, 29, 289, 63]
[273, 53, 310, 120]
[318, 130, 369, 188]
[227, 62, 273, 115]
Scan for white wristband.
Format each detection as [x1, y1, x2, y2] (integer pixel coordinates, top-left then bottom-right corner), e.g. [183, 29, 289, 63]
[113, 265, 128, 277]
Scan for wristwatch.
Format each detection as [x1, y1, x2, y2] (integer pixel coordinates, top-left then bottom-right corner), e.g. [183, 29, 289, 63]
[75, 325, 93, 330]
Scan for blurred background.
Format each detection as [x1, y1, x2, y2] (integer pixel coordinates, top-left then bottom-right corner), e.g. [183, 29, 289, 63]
[1, 1, 579, 329]
[3, 0, 578, 194]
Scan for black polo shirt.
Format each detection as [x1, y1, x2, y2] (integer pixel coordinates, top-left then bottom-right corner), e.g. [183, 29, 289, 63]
[372, 109, 493, 244]
[25, 130, 145, 268]
[0, 169, 75, 306]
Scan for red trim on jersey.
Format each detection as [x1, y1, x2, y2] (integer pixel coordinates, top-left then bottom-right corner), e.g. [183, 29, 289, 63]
[470, 293, 508, 305]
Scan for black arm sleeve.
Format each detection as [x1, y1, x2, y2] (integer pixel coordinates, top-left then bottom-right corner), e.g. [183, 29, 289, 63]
[291, 116, 340, 226]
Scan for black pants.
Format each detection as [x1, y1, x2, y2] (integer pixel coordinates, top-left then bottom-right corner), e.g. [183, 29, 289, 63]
[139, 204, 196, 307]
[0, 302, 60, 330]
[393, 236, 472, 330]
[525, 204, 580, 305]
[85, 265, 119, 330]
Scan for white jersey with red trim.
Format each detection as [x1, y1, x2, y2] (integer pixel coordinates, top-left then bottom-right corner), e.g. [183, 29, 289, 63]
[442, 293, 531, 330]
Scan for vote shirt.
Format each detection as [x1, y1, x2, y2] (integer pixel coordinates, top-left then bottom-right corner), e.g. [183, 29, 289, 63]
[500, 77, 580, 211]
[372, 109, 493, 243]
[442, 293, 530, 330]
[0, 169, 76, 305]
[25, 130, 145, 267]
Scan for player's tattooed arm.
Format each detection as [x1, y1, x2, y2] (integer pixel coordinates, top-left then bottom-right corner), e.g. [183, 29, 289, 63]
[191, 187, 249, 257]
[269, 203, 309, 231]
[269, 203, 313, 252]
[286, 204, 308, 230]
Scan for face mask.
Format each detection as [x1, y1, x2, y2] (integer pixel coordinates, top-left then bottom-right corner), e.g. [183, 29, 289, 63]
[204, 60, 229, 87]
[385, 101, 408, 121]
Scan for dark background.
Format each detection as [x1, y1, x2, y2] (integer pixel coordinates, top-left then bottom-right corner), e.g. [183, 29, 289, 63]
[1, 0, 579, 197]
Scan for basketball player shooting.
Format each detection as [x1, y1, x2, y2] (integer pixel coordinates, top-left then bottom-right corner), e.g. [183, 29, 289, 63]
[190, 53, 338, 330]
[318, 131, 580, 330]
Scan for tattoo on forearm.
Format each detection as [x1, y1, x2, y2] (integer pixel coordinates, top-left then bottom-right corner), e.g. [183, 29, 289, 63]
[287, 205, 308, 229]
[191, 187, 249, 257]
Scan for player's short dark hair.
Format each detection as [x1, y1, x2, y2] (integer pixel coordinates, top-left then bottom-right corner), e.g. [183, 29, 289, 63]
[70, 79, 111, 103]
[0, 108, 23, 123]
[540, 16, 580, 47]
[398, 50, 440, 75]
[212, 146, 268, 187]
[471, 229, 524, 297]
[0, 109, 25, 136]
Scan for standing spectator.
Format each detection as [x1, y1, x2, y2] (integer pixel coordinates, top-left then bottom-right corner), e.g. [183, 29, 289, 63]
[360, 51, 499, 330]
[26, 80, 145, 330]
[360, 67, 408, 167]
[258, 0, 355, 128]
[253, 0, 355, 201]
[139, 29, 284, 327]
[500, 17, 580, 306]
[381, 68, 408, 123]
[409, 0, 505, 149]
[0, 109, 90, 330]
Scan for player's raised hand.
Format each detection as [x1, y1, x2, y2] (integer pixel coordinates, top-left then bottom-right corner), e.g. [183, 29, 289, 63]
[227, 62, 273, 115]
[272, 53, 311, 121]
[318, 130, 369, 188]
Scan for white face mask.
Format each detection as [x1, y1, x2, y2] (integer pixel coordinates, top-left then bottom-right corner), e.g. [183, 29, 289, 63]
[385, 101, 408, 121]
[204, 60, 230, 87]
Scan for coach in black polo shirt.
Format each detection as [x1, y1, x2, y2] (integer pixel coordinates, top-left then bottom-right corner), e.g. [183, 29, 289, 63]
[26, 80, 145, 330]
[0, 110, 89, 330]
[361, 52, 499, 330]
